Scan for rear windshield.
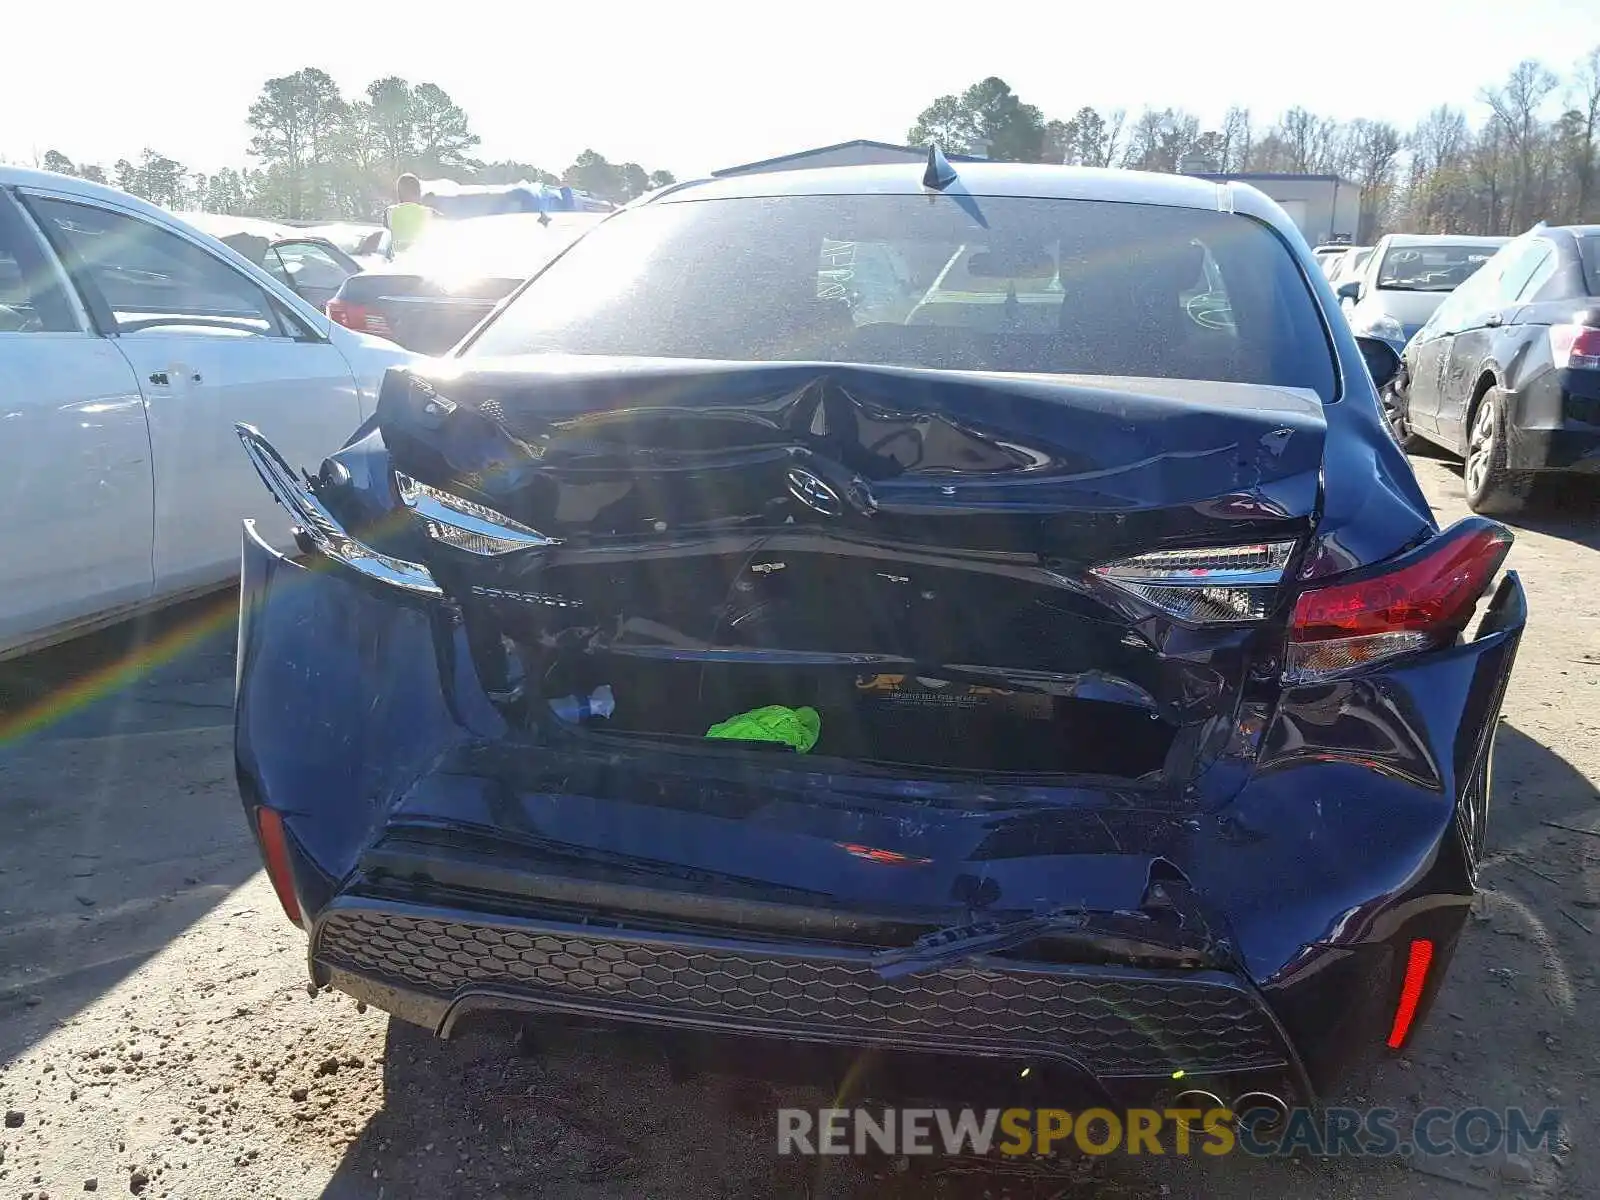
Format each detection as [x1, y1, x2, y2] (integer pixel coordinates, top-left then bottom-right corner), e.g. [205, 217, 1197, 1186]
[1580, 235, 1600, 296]
[1377, 243, 1497, 292]
[465, 194, 1338, 401]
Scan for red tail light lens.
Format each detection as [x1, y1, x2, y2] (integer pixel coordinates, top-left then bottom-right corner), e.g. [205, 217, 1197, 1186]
[1287, 521, 1511, 681]
[325, 299, 392, 338]
[1549, 323, 1600, 370]
[255, 805, 304, 927]
[1386, 938, 1435, 1049]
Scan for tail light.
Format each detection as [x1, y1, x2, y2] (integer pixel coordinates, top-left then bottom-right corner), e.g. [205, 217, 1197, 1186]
[1091, 541, 1297, 623]
[1549, 323, 1600, 370]
[1286, 520, 1511, 682]
[394, 471, 560, 555]
[325, 298, 393, 338]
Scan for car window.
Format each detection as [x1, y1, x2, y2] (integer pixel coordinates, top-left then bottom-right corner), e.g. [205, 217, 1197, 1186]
[26, 197, 282, 336]
[1377, 243, 1498, 293]
[466, 194, 1336, 402]
[1489, 241, 1551, 305]
[265, 241, 352, 292]
[1513, 247, 1559, 303]
[1575, 235, 1600, 296]
[0, 202, 78, 333]
[1329, 248, 1371, 286]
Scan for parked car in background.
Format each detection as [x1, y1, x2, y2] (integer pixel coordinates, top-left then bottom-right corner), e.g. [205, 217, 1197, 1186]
[1339, 234, 1508, 355]
[1311, 242, 1352, 274]
[1326, 245, 1373, 296]
[176, 212, 365, 311]
[1385, 224, 1600, 513]
[323, 211, 606, 353]
[302, 221, 390, 271]
[0, 167, 409, 659]
[232, 162, 1524, 1115]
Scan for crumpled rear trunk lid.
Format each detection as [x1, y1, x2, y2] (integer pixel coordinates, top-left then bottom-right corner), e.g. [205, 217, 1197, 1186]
[363, 357, 1327, 783]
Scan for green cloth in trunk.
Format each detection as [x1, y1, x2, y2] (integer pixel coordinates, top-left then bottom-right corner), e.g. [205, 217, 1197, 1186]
[705, 705, 821, 753]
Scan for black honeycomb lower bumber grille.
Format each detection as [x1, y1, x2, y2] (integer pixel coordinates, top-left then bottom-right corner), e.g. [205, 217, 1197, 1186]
[315, 906, 1287, 1076]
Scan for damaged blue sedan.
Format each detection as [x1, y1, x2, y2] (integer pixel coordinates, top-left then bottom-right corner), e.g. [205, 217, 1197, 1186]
[232, 157, 1526, 1119]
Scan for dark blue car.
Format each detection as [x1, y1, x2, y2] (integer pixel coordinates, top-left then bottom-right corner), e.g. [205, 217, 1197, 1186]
[231, 160, 1526, 1120]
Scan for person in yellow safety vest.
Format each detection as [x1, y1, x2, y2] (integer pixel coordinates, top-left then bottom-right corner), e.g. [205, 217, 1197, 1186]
[384, 174, 438, 255]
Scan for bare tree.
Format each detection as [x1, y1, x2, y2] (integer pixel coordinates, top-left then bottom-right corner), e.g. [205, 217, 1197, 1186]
[1275, 107, 1340, 173]
[1220, 107, 1252, 172]
[1561, 46, 1600, 221]
[1403, 106, 1472, 232]
[1343, 120, 1402, 239]
[1480, 59, 1559, 229]
[1101, 109, 1127, 169]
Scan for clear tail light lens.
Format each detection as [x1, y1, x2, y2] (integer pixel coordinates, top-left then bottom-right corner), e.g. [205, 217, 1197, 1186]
[395, 472, 560, 555]
[1286, 520, 1512, 682]
[1091, 541, 1296, 624]
[1549, 323, 1600, 370]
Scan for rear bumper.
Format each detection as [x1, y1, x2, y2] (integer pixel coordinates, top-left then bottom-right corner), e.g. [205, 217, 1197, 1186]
[1504, 424, 1600, 473]
[310, 893, 1308, 1107]
[1503, 373, 1600, 472]
[236, 500, 1526, 1106]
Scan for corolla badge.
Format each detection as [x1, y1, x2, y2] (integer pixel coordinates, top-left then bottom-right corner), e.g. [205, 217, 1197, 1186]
[785, 466, 845, 516]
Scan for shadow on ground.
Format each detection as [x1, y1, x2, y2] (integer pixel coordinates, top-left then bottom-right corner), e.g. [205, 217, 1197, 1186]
[1423, 462, 1600, 551]
[0, 589, 259, 1064]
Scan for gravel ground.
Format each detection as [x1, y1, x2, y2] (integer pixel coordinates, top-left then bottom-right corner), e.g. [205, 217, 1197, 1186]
[1, 455, 1597, 1199]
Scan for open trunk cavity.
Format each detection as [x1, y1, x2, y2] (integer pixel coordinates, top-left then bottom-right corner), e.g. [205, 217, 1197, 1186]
[543, 657, 1178, 778]
[357, 358, 1331, 784]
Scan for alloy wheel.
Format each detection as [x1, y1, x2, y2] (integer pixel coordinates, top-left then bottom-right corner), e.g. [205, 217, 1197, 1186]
[1381, 384, 1411, 446]
[1465, 398, 1496, 497]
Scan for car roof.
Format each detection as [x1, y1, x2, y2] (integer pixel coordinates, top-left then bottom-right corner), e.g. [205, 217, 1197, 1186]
[0, 164, 186, 220]
[173, 211, 304, 244]
[647, 161, 1293, 223]
[1378, 233, 1510, 247]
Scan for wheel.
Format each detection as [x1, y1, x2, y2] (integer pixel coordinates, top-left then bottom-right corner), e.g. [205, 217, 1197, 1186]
[1463, 388, 1531, 515]
[1380, 380, 1425, 452]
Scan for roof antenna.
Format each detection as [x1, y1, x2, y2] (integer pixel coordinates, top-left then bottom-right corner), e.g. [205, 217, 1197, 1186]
[923, 143, 958, 191]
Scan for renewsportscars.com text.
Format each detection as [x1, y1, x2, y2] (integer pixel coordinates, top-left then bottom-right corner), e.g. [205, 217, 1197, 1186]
[776, 1106, 1561, 1159]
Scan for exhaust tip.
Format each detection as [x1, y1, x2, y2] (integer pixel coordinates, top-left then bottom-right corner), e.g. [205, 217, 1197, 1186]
[1233, 1091, 1291, 1135]
[1170, 1090, 1226, 1129]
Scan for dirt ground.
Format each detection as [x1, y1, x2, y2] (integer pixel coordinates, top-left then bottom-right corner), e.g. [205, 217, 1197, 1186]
[2, 454, 1597, 1200]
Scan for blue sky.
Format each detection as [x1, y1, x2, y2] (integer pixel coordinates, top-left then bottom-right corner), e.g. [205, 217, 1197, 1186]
[7, 0, 1600, 178]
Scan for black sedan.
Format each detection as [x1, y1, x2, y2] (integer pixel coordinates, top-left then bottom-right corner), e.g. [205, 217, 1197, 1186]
[231, 159, 1525, 1118]
[1387, 223, 1600, 513]
[324, 211, 605, 354]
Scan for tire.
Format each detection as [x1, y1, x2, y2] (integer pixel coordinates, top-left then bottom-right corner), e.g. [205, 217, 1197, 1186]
[1463, 387, 1532, 515]
[1380, 380, 1426, 452]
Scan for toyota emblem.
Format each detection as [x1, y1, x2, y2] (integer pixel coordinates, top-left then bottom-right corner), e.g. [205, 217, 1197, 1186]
[785, 467, 844, 516]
